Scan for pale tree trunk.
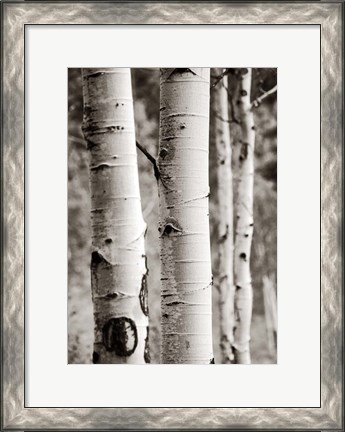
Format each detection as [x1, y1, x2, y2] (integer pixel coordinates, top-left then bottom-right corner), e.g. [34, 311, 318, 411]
[158, 68, 213, 364]
[263, 275, 277, 356]
[213, 69, 235, 363]
[82, 68, 149, 364]
[233, 68, 255, 364]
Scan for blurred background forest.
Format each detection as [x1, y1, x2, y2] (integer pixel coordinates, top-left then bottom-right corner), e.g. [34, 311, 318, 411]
[68, 68, 277, 364]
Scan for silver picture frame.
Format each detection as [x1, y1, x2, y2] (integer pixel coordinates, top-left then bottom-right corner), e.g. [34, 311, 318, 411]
[1, 1, 343, 430]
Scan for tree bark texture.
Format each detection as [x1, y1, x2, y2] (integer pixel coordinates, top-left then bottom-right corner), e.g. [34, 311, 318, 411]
[158, 68, 213, 364]
[233, 68, 255, 364]
[213, 70, 235, 363]
[82, 68, 149, 364]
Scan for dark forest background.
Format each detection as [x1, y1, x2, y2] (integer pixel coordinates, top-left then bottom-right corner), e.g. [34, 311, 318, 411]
[68, 68, 277, 364]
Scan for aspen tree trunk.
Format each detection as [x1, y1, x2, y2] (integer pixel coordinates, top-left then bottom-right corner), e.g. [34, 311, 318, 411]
[82, 68, 149, 364]
[263, 275, 277, 356]
[213, 69, 235, 363]
[158, 68, 213, 364]
[234, 68, 255, 364]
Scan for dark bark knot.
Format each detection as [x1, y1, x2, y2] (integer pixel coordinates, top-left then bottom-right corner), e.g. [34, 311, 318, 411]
[159, 217, 183, 237]
[165, 68, 198, 78]
[239, 142, 249, 162]
[87, 71, 105, 78]
[176, 68, 194, 74]
[210, 358, 215, 364]
[162, 224, 179, 236]
[218, 224, 229, 244]
[166, 300, 185, 306]
[102, 317, 138, 356]
[90, 164, 112, 172]
[107, 125, 125, 132]
[91, 251, 105, 266]
[240, 89, 248, 97]
[239, 252, 247, 262]
[139, 273, 149, 316]
[144, 326, 151, 364]
[159, 148, 168, 159]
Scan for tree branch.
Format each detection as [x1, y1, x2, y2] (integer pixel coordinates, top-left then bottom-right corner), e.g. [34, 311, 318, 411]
[251, 85, 277, 108]
[136, 141, 160, 182]
[69, 135, 86, 147]
[211, 69, 230, 88]
[214, 112, 231, 124]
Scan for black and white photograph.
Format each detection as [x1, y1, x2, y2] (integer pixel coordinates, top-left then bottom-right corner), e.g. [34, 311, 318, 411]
[2, 0, 343, 429]
[68, 67, 277, 365]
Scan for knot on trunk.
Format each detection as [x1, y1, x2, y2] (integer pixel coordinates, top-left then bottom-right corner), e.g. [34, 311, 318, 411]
[161, 68, 199, 80]
[218, 224, 229, 243]
[139, 273, 149, 316]
[239, 252, 247, 262]
[159, 147, 169, 159]
[239, 142, 249, 162]
[144, 326, 151, 364]
[102, 317, 138, 356]
[159, 217, 183, 237]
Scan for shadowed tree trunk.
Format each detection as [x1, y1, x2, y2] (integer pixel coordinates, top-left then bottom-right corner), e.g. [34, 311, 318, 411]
[82, 68, 150, 364]
[233, 67, 255, 364]
[212, 69, 235, 363]
[158, 68, 214, 364]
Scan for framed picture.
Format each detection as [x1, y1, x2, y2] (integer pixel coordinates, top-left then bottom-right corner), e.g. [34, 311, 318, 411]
[2, 1, 343, 430]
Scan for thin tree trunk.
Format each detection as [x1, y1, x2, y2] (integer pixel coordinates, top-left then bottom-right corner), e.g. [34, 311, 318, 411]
[263, 275, 277, 356]
[158, 68, 213, 364]
[82, 68, 150, 364]
[213, 70, 235, 363]
[233, 68, 255, 364]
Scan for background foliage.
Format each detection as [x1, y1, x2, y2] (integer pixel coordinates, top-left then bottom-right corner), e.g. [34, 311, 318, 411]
[68, 68, 277, 364]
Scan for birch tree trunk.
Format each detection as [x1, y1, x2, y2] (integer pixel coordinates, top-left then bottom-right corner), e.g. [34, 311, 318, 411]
[233, 68, 255, 364]
[213, 70, 235, 363]
[158, 68, 213, 364]
[82, 68, 149, 364]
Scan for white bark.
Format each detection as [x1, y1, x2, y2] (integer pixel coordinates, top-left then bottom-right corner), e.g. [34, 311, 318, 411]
[234, 68, 255, 364]
[213, 70, 235, 363]
[263, 275, 277, 356]
[82, 68, 149, 364]
[158, 68, 213, 364]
